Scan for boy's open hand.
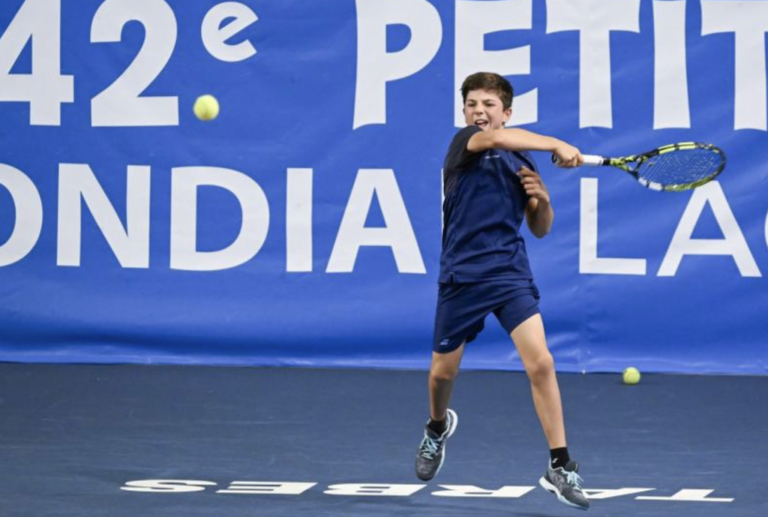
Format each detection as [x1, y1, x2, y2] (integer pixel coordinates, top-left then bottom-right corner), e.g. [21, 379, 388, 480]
[518, 167, 550, 204]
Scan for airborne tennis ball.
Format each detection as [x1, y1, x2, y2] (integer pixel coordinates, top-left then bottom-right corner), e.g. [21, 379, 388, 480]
[194, 94, 220, 121]
[623, 367, 641, 385]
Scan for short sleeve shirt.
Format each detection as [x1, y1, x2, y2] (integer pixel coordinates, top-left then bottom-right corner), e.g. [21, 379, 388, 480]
[439, 126, 538, 283]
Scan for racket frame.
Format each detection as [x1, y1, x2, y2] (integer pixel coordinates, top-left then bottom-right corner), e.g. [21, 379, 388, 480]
[558, 142, 726, 192]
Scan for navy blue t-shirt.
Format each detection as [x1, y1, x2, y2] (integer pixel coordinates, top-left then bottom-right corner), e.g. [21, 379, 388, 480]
[439, 126, 538, 283]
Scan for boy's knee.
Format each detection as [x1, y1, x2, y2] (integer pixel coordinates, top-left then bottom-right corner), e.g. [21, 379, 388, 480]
[430, 363, 459, 383]
[526, 353, 555, 382]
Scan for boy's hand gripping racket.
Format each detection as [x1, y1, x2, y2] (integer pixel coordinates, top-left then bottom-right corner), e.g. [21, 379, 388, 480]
[552, 142, 726, 192]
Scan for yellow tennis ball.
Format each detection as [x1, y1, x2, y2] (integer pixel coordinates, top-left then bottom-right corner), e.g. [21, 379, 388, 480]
[623, 367, 641, 385]
[194, 94, 219, 121]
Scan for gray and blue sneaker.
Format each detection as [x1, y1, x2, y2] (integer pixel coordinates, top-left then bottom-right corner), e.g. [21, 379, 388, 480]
[539, 460, 590, 510]
[414, 409, 458, 481]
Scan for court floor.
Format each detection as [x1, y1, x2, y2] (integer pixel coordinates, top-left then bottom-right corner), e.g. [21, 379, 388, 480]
[0, 364, 765, 516]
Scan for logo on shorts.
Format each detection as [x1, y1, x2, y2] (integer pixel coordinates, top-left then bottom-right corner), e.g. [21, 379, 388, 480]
[439, 339, 450, 347]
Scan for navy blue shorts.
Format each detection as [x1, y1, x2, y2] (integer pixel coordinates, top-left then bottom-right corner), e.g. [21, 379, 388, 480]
[433, 279, 541, 354]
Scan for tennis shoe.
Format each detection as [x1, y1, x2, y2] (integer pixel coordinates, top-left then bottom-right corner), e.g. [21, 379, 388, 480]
[414, 409, 458, 481]
[539, 460, 590, 510]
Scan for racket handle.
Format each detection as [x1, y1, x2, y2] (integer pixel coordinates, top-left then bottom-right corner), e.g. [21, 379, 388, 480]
[550, 153, 606, 167]
[581, 154, 606, 166]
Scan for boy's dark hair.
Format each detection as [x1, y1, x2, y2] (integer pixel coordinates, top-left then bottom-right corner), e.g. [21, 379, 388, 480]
[461, 72, 514, 110]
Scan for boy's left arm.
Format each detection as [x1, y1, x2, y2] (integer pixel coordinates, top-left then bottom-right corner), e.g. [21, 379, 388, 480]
[519, 167, 553, 238]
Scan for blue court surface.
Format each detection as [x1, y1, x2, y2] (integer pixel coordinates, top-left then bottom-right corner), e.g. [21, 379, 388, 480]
[1, 364, 765, 517]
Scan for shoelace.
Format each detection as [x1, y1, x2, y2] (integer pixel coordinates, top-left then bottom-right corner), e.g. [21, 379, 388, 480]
[418, 436, 441, 460]
[566, 470, 584, 490]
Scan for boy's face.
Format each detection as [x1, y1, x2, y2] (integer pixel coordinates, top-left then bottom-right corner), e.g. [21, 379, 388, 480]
[463, 89, 511, 131]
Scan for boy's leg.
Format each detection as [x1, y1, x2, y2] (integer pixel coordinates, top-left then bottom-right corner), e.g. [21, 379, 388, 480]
[415, 343, 464, 481]
[421, 281, 489, 481]
[429, 343, 465, 422]
[509, 314, 565, 448]
[510, 314, 589, 510]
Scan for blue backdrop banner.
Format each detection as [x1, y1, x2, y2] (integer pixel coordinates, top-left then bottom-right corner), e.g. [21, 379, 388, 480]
[1, 0, 767, 373]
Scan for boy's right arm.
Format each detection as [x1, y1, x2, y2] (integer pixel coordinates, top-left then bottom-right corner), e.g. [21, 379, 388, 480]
[467, 128, 583, 167]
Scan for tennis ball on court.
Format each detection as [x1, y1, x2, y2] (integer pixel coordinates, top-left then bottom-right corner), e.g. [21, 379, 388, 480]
[623, 367, 641, 385]
[194, 94, 219, 121]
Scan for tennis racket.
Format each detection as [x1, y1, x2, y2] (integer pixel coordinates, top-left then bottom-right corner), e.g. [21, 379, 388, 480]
[552, 142, 726, 192]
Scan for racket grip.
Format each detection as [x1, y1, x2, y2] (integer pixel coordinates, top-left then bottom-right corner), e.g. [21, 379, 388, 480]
[581, 154, 605, 166]
[550, 153, 606, 167]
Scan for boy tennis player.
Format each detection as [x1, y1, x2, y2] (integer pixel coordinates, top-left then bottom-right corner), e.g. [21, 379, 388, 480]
[414, 72, 589, 510]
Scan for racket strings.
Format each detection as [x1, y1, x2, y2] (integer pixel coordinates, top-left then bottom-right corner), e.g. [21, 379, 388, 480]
[637, 147, 724, 188]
